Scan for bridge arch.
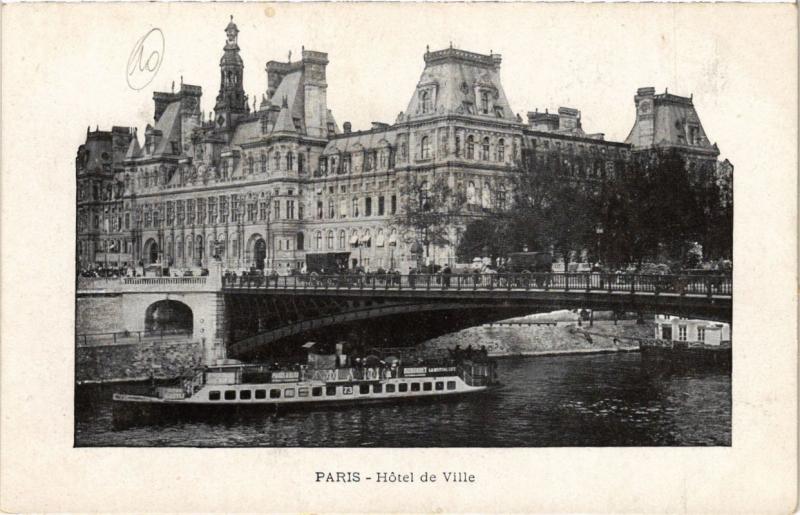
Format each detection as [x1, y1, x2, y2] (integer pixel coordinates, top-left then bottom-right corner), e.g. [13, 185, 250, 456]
[144, 299, 193, 335]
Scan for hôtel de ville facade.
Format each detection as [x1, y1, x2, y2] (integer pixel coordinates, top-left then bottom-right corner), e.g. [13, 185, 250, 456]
[76, 17, 732, 274]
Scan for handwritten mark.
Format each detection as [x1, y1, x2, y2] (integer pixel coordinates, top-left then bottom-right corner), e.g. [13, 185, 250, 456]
[127, 28, 165, 91]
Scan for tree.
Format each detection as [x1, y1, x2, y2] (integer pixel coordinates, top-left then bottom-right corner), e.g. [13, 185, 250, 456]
[393, 173, 464, 267]
[506, 150, 599, 266]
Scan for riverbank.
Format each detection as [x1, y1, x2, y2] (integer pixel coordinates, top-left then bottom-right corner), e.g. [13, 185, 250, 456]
[422, 310, 652, 357]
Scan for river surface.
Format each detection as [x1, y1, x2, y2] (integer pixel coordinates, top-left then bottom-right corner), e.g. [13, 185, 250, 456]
[75, 352, 730, 447]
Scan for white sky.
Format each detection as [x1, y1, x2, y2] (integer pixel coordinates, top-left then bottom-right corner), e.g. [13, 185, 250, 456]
[44, 2, 784, 167]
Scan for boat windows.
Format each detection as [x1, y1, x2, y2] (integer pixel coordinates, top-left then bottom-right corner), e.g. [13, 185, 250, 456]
[270, 389, 281, 399]
[398, 383, 408, 392]
[209, 390, 221, 401]
[435, 381, 444, 391]
[224, 390, 236, 400]
[312, 387, 323, 397]
[326, 385, 337, 396]
[284, 388, 296, 398]
[411, 383, 420, 392]
[359, 384, 370, 395]
[255, 389, 266, 399]
[423, 382, 433, 391]
[239, 390, 252, 400]
[298, 387, 309, 397]
[373, 384, 383, 394]
[386, 384, 396, 393]
[447, 381, 456, 390]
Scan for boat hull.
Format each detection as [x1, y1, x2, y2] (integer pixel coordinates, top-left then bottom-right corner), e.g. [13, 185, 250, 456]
[112, 386, 492, 429]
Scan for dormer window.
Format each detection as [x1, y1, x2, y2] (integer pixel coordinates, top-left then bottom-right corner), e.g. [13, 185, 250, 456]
[420, 90, 433, 114]
[480, 91, 490, 114]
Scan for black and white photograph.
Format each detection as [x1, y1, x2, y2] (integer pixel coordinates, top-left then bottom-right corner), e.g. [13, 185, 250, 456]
[73, 6, 735, 448]
[1, 1, 796, 512]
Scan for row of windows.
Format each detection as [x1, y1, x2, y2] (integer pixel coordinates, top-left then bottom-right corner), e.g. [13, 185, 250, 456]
[676, 325, 706, 342]
[240, 151, 307, 176]
[139, 197, 304, 228]
[312, 227, 397, 251]
[315, 195, 397, 220]
[208, 381, 457, 400]
[318, 149, 396, 177]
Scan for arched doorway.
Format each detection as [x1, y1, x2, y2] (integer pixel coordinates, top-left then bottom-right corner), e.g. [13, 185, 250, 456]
[144, 300, 193, 335]
[254, 238, 266, 270]
[144, 239, 159, 264]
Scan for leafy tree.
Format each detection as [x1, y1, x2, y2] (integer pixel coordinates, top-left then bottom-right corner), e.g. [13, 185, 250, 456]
[394, 173, 464, 266]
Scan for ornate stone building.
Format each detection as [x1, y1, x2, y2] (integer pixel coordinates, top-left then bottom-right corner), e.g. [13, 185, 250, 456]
[75, 18, 731, 273]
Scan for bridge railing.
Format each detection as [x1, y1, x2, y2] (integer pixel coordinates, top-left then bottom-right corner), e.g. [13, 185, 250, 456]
[223, 272, 731, 297]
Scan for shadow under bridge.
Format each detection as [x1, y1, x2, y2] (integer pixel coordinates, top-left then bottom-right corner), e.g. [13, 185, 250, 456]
[224, 294, 536, 359]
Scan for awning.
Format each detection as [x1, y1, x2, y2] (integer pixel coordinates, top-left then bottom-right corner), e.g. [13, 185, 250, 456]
[410, 241, 424, 254]
[376, 234, 386, 247]
[349, 234, 360, 245]
[388, 233, 397, 245]
[361, 235, 371, 244]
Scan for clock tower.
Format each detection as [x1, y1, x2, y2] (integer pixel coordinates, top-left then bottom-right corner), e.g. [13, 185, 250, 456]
[214, 16, 246, 130]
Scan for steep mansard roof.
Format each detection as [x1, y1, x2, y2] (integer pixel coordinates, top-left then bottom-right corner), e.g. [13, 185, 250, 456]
[625, 92, 717, 153]
[403, 48, 517, 123]
[125, 133, 142, 160]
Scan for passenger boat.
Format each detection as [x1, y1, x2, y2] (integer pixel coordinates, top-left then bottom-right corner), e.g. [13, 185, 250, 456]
[112, 345, 498, 428]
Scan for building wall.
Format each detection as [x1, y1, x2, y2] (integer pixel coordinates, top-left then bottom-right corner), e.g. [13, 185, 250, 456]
[76, 21, 732, 275]
[654, 315, 730, 345]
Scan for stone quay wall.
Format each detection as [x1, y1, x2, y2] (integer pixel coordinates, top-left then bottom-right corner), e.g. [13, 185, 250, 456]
[76, 340, 203, 384]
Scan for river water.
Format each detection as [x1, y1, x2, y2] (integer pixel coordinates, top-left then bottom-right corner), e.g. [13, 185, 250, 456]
[75, 352, 730, 447]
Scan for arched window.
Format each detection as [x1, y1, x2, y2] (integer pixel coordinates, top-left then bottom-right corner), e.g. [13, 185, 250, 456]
[352, 197, 360, 217]
[327, 199, 335, 218]
[497, 138, 505, 161]
[315, 231, 322, 250]
[339, 230, 346, 249]
[274, 152, 281, 170]
[481, 137, 490, 160]
[286, 152, 294, 171]
[260, 153, 267, 173]
[467, 136, 475, 159]
[420, 137, 430, 160]
[420, 90, 431, 113]
[455, 136, 461, 157]
[186, 236, 193, 259]
[327, 230, 334, 249]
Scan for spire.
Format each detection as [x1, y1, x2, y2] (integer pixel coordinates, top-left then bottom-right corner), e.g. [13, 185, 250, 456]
[215, 15, 246, 121]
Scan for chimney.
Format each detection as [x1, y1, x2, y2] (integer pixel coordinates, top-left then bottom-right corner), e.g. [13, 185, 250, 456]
[343, 121, 352, 134]
[491, 53, 502, 69]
